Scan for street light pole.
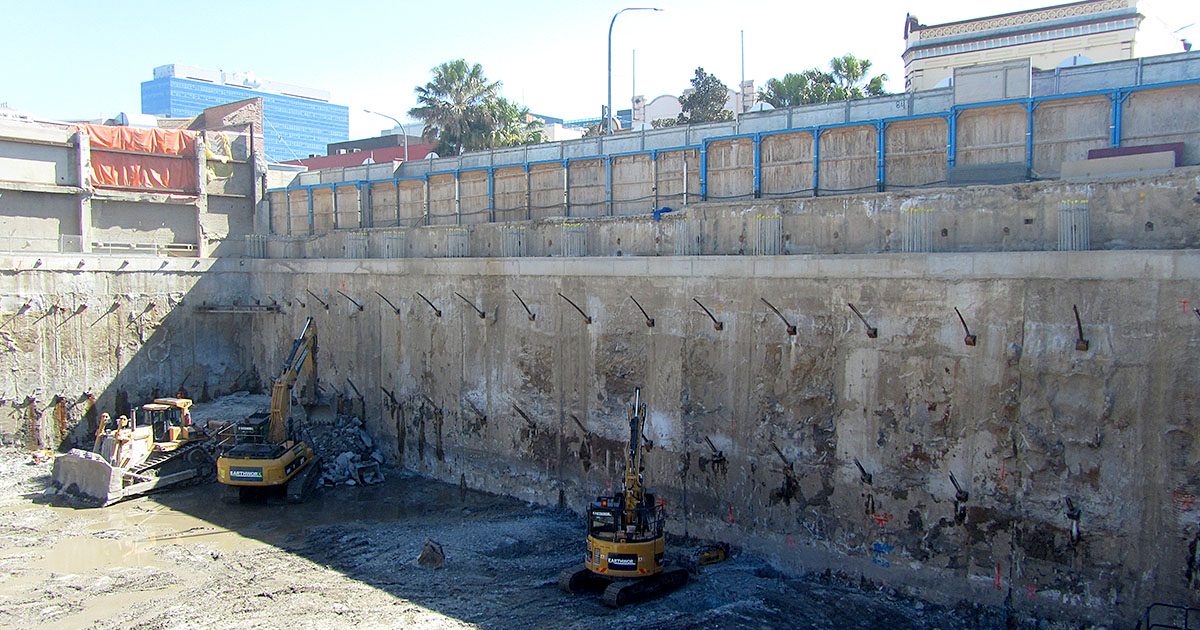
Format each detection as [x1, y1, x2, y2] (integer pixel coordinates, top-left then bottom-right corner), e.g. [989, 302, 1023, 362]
[363, 109, 409, 161]
[608, 7, 662, 135]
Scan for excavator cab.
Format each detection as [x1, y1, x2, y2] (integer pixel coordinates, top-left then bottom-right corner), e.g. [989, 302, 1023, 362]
[137, 398, 192, 444]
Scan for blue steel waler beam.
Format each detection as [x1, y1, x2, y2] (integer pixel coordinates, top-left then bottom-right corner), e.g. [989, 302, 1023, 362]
[270, 78, 1199, 214]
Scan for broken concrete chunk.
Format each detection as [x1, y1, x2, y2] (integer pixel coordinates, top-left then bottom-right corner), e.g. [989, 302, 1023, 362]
[417, 538, 444, 569]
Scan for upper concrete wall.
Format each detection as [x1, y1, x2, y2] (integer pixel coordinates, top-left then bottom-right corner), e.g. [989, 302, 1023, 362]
[262, 168, 1200, 260]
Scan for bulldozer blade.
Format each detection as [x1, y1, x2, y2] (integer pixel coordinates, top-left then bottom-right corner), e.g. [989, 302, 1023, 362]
[51, 449, 121, 506]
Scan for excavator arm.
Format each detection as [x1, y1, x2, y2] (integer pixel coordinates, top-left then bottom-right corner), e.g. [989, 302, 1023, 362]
[268, 317, 317, 444]
[623, 388, 647, 527]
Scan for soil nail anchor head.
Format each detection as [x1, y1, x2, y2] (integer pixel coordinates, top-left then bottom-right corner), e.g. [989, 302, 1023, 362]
[1193, 307, 1199, 324]
[854, 457, 873, 485]
[1072, 304, 1088, 352]
[1065, 497, 1081, 543]
[693, 298, 723, 331]
[955, 307, 977, 346]
[512, 403, 536, 430]
[557, 292, 592, 324]
[415, 292, 441, 318]
[455, 292, 486, 319]
[847, 303, 877, 338]
[305, 289, 330, 310]
[629, 295, 654, 328]
[704, 435, 725, 465]
[375, 291, 401, 315]
[511, 290, 535, 322]
[949, 471, 969, 523]
[336, 290, 364, 312]
[761, 297, 796, 336]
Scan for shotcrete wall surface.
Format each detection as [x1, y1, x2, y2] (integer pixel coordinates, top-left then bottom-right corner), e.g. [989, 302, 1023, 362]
[1, 250, 1197, 624]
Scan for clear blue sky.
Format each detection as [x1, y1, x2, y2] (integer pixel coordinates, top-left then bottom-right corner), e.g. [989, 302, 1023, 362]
[1, 0, 1193, 138]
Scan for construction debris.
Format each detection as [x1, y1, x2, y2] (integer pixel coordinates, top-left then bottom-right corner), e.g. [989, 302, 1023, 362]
[308, 414, 386, 487]
[417, 538, 445, 569]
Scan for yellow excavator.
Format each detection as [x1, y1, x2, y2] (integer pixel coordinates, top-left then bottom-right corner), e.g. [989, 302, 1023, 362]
[51, 397, 212, 506]
[559, 388, 688, 607]
[216, 317, 321, 503]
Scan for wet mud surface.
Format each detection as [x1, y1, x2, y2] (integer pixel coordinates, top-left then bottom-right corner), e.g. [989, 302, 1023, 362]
[0, 449, 1052, 629]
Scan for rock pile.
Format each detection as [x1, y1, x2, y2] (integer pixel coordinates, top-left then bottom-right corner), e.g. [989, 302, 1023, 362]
[306, 414, 386, 487]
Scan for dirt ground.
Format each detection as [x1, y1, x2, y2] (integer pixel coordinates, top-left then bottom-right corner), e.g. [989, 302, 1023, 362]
[0, 446, 1067, 630]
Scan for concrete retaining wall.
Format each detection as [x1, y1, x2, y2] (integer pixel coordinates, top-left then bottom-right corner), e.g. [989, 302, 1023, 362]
[0, 249, 1197, 625]
[267, 168, 1200, 259]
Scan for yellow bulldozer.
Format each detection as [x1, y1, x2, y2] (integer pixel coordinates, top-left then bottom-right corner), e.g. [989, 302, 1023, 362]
[558, 388, 688, 607]
[216, 317, 321, 503]
[50, 397, 213, 506]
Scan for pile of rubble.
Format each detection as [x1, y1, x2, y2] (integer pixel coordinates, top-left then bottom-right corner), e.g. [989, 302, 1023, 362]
[305, 414, 386, 487]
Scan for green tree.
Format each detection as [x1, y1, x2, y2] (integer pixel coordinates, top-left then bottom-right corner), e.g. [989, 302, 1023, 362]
[488, 97, 545, 148]
[676, 67, 734, 125]
[408, 59, 500, 155]
[758, 54, 887, 107]
[829, 54, 887, 100]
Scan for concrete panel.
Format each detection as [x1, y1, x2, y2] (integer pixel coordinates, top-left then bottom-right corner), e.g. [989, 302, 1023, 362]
[737, 110, 789, 134]
[911, 89, 953, 115]
[398, 179, 425, 225]
[0, 190, 77, 251]
[611, 154, 652, 216]
[1060, 151, 1176, 180]
[1140, 53, 1200, 84]
[792, 102, 847, 127]
[563, 139, 602, 160]
[957, 104, 1026, 166]
[525, 144, 562, 163]
[819, 126, 876, 193]
[369, 181, 399, 227]
[310, 187, 334, 233]
[644, 129, 689, 151]
[1032, 95, 1110, 178]
[459, 170, 490, 225]
[334, 185, 360, 229]
[706, 138, 754, 200]
[91, 200, 196, 246]
[884, 118, 947, 187]
[761, 132, 814, 197]
[0, 140, 73, 186]
[1122, 84, 1200, 165]
[1057, 62, 1138, 94]
[954, 58, 1031, 104]
[288, 189, 311, 235]
[493, 167, 528, 222]
[850, 95, 908, 121]
[654, 150, 693, 206]
[566, 159, 605, 218]
[687, 122, 736, 144]
[601, 135, 643, 154]
[460, 153, 491, 169]
[298, 171, 321, 186]
[427, 174, 457, 226]
[529, 162, 565, 220]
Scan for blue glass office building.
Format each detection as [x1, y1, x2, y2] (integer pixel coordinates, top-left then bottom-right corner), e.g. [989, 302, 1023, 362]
[141, 65, 348, 162]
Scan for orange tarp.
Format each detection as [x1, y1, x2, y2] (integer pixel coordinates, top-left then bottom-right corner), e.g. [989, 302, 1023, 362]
[80, 124, 198, 192]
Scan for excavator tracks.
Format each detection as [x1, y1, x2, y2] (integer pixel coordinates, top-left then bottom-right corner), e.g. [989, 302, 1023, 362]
[600, 566, 689, 608]
[558, 563, 688, 608]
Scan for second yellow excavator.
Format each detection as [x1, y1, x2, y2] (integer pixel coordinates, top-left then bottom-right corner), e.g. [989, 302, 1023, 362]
[558, 388, 688, 607]
[216, 317, 321, 503]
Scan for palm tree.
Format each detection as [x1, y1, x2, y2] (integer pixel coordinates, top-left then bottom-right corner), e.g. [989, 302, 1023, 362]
[488, 97, 545, 148]
[759, 54, 888, 107]
[829, 54, 887, 100]
[408, 60, 500, 156]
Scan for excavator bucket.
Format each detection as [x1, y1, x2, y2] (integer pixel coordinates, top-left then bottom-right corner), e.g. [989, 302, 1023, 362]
[50, 449, 122, 506]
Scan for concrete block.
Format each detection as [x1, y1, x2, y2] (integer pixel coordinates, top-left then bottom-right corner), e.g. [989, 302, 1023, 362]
[1060, 151, 1176, 181]
[954, 59, 1030, 104]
